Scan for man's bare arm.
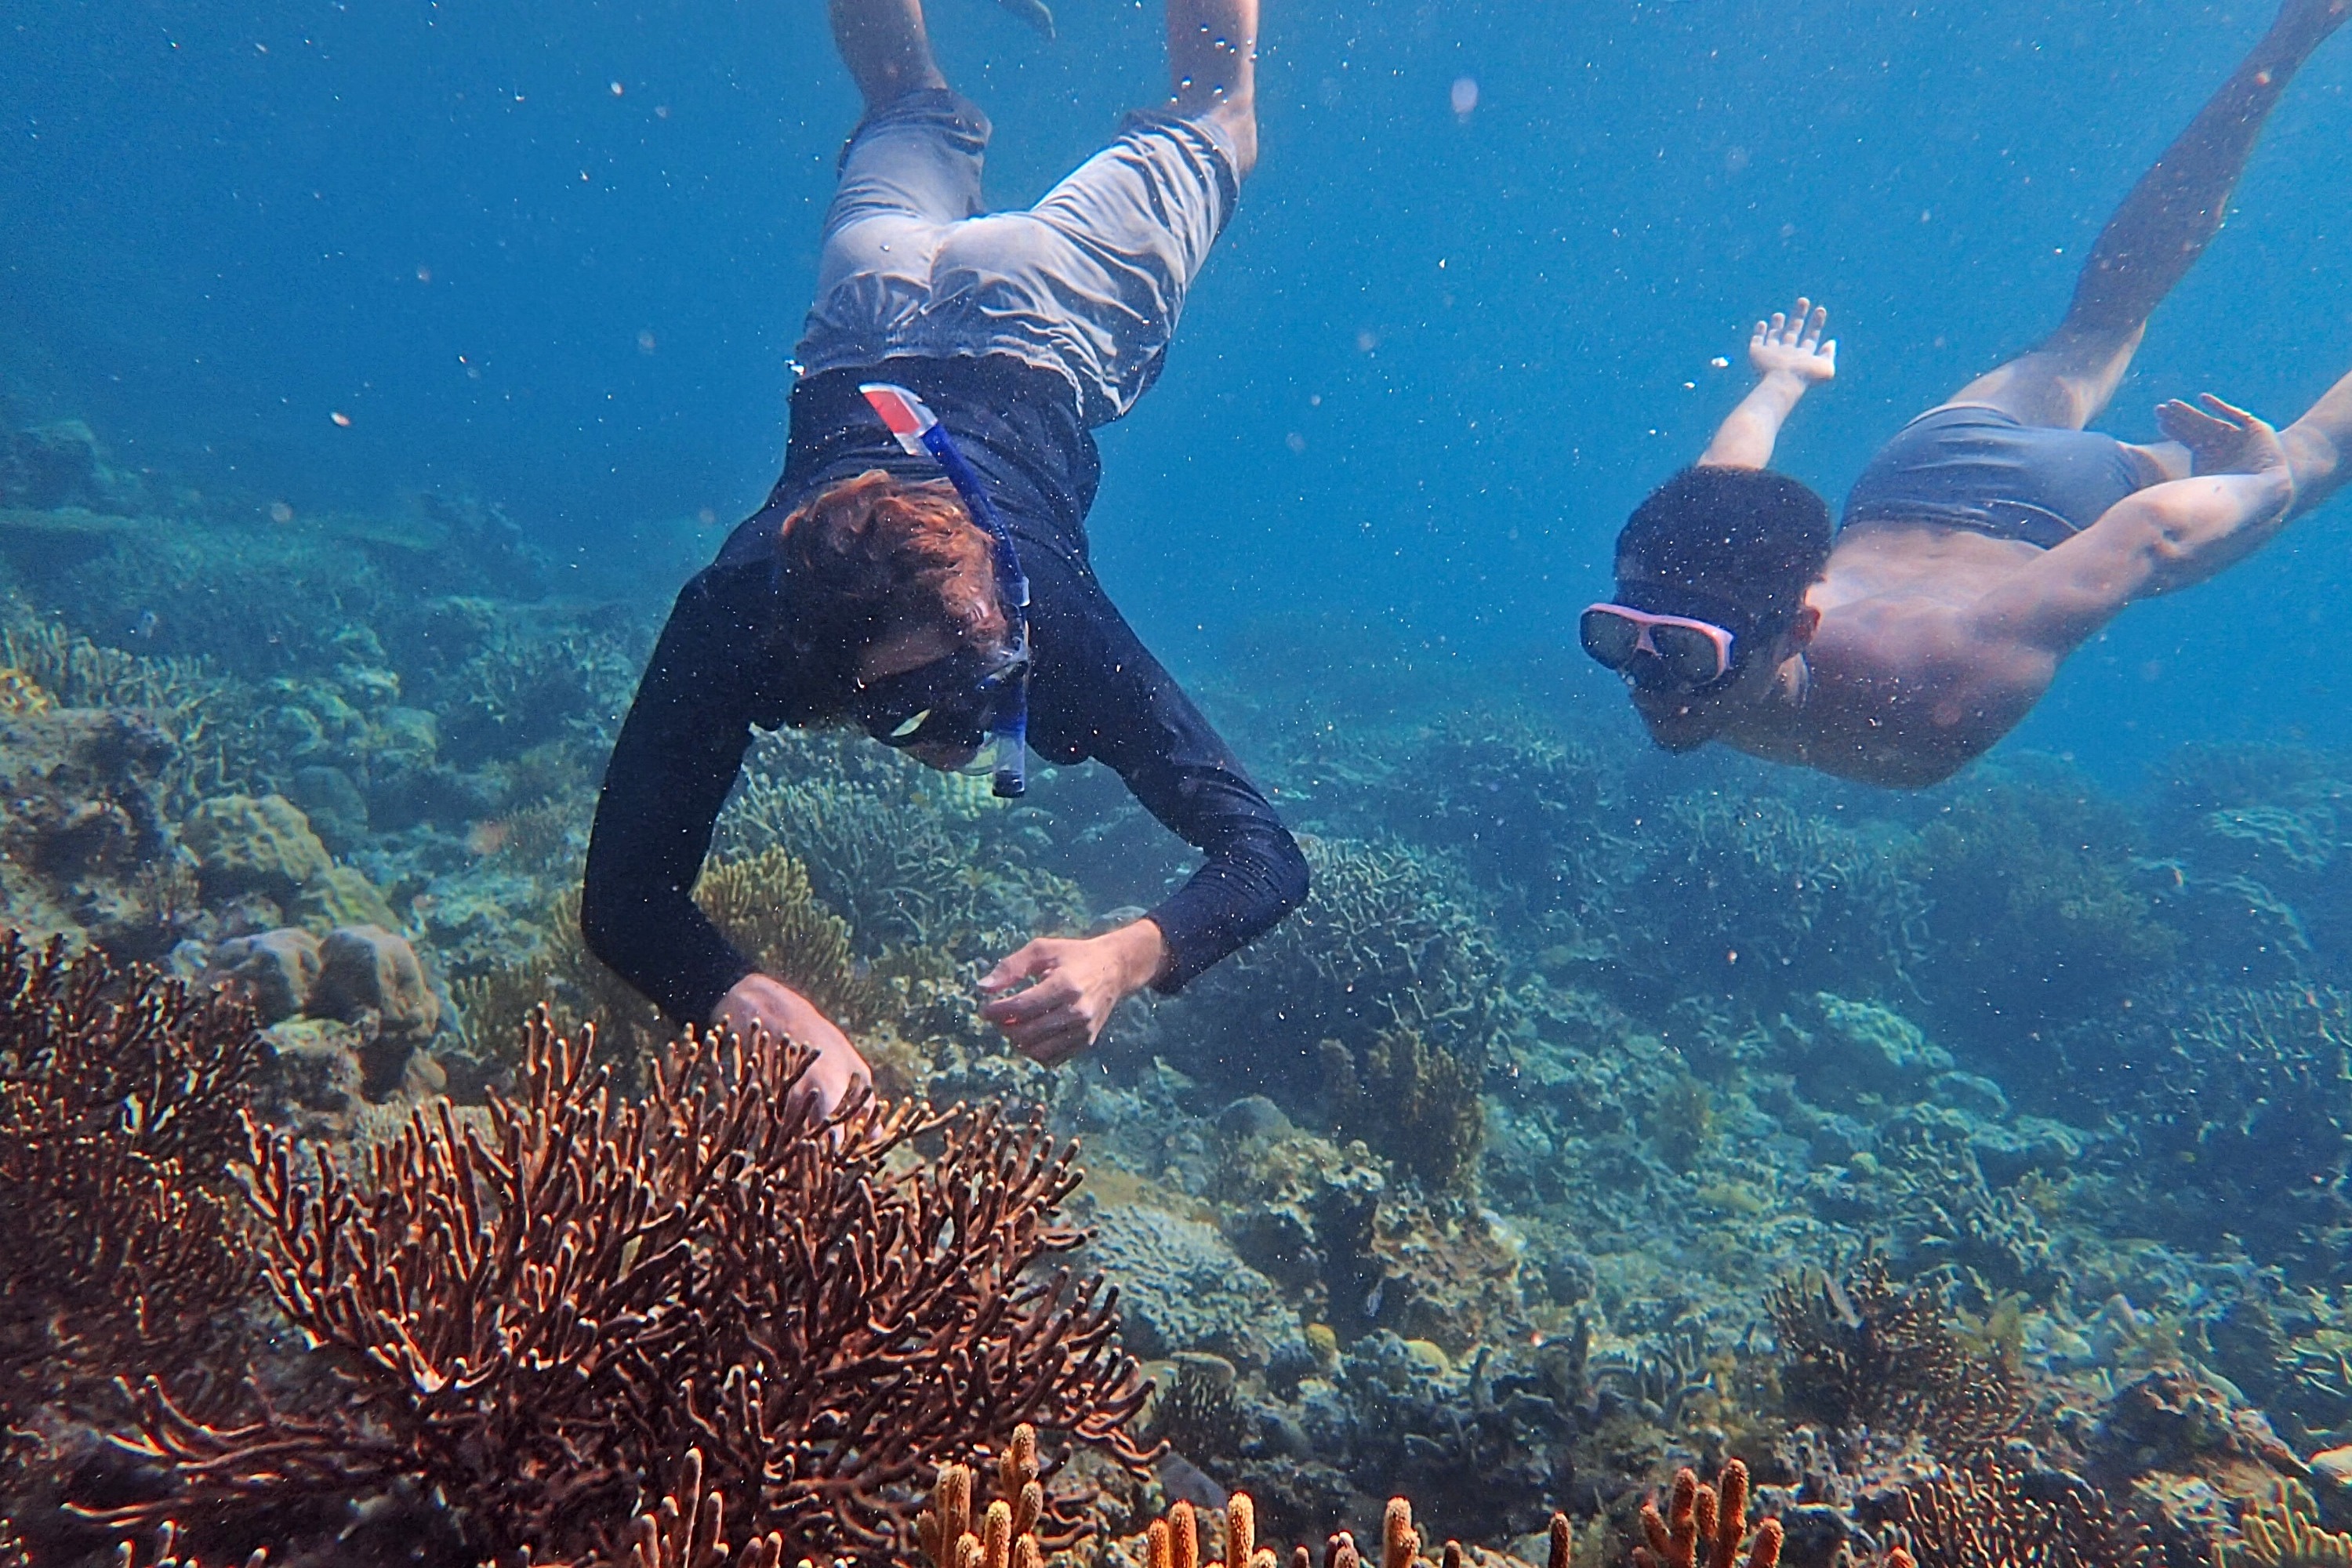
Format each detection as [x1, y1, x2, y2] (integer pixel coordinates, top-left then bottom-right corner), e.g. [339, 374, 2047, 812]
[1698, 299, 1837, 470]
[1971, 397, 2294, 658]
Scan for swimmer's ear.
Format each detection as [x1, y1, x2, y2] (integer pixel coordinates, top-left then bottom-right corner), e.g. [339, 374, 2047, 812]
[1788, 604, 1822, 646]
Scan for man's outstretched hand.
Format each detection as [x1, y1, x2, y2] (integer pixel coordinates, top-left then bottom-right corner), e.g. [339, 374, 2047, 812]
[713, 971, 873, 1120]
[2158, 392, 2292, 484]
[980, 919, 1168, 1067]
[1750, 299, 1837, 385]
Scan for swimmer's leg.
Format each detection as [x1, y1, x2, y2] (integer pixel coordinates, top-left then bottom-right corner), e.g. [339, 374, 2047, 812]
[1167, 0, 1260, 177]
[1941, 0, 2348, 430]
[830, 0, 949, 111]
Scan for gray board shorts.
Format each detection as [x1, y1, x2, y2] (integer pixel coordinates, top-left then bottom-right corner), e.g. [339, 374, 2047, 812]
[795, 88, 1240, 430]
[1842, 405, 2164, 550]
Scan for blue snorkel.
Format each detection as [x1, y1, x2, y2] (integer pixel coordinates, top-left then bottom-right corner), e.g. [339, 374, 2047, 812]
[858, 382, 1031, 799]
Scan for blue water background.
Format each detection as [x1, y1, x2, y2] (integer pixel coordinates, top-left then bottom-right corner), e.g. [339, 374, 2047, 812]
[5, 0, 2350, 784]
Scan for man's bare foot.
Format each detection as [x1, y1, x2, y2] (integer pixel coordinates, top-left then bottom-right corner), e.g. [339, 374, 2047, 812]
[2157, 393, 2294, 487]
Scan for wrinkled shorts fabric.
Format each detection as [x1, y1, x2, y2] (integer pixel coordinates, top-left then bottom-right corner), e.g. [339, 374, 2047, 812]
[795, 88, 1239, 429]
[1842, 404, 2162, 550]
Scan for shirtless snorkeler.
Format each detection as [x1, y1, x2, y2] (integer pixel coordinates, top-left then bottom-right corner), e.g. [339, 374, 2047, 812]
[1582, 0, 2352, 787]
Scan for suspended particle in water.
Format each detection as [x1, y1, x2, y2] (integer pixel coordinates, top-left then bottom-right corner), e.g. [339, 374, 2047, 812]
[1356, 328, 1379, 354]
[609, 80, 625, 96]
[330, 411, 352, 426]
[637, 328, 658, 354]
[698, 507, 718, 526]
[1285, 431, 1307, 454]
[268, 501, 295, 524]
[1450, 76, 1479, 119]
[1710, 356, 1730, 368]
[415, 264, 432, 283]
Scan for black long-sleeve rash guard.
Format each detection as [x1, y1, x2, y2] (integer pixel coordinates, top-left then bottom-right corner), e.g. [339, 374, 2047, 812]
[581, 354, 1308, 1030]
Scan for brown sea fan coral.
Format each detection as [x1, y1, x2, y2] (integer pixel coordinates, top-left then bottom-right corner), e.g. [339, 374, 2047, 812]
[0, 931, 263, 1427]
[1767, 1259, 2027, 1457]
[107, 1010, 1149, 1565]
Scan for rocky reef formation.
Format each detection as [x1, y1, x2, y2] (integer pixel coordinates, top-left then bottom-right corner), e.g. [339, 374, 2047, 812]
[5, 404, 2352, 1568]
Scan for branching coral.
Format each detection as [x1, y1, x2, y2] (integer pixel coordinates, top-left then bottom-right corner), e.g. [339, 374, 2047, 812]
[1766, 1258, 2027, 1458]
[0, 618, 256, 806]
[0, 931, 263, 1429]
[1632, 1461, 1782, 1568]
[721, 771, 1085, 965]
[1603, 792, 1922, 1013]
[455, 850, 880, 1060]
[1180, 836, 1507, 1115]
[2215, 1479, 2352, 1568]
[1872, 1461, 2151, 1568]
[916, 1422, 1056, 1568]
[1901, 771, 2177, 1036]
[688, 847, 884, 1028]
[103, 1011, 1150, 1564]
[1327, 1025, 1486, 1194]
[621, 1450, 786, 1568]
[111, 1522, 267, 1568]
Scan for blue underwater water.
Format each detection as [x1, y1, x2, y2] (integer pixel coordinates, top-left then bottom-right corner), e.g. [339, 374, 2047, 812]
[10, 0, 2351, 771]
[16, 0, 2352, 1559]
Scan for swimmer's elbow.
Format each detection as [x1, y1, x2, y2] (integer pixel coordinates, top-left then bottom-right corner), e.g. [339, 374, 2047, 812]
[1269, 829, 1310, 920]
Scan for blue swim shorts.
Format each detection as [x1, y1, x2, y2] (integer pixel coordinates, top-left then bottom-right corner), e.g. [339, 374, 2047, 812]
[1842, 405, 2164, 549]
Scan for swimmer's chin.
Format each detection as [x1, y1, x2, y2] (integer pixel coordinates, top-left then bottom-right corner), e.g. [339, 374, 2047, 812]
[1632, 692, 1730, 753]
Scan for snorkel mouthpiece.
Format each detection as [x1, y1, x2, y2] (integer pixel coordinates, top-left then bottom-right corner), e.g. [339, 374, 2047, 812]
[859, 382, 1031, 797]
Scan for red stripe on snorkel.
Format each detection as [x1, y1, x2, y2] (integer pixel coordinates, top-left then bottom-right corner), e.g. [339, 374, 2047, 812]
[859, 382, 935, 456]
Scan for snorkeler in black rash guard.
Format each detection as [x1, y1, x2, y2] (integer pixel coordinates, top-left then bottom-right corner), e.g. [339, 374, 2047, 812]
[581, 0, 1301, 1114]
[1582, 0, 2352, 789]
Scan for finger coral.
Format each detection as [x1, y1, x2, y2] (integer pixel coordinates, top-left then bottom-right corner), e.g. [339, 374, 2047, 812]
[104, 1009, 1151, 1565]
[1632, 1460, 1782, 1568]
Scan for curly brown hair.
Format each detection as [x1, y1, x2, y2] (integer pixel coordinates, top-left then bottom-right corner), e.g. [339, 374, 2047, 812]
[776, 470, 1011, 709]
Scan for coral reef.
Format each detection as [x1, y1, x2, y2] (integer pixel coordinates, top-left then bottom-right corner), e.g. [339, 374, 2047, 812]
[1633, 1461, 1780, 1568]
[103, 1012, 1151, 1563]
[12, 401, 2352, 1568]
[1864, 1460, 2152, 1568]
[2215, 1480, 2352, 1568]
[1767, 1258, 2027, 1457]
[0, 934, 263, 1437]
[0, 708, 196, 956]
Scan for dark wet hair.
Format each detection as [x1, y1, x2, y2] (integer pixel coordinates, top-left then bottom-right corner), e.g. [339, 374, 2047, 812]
[773, 470, 1011, 714]
[1614, 466, 1833, 622]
